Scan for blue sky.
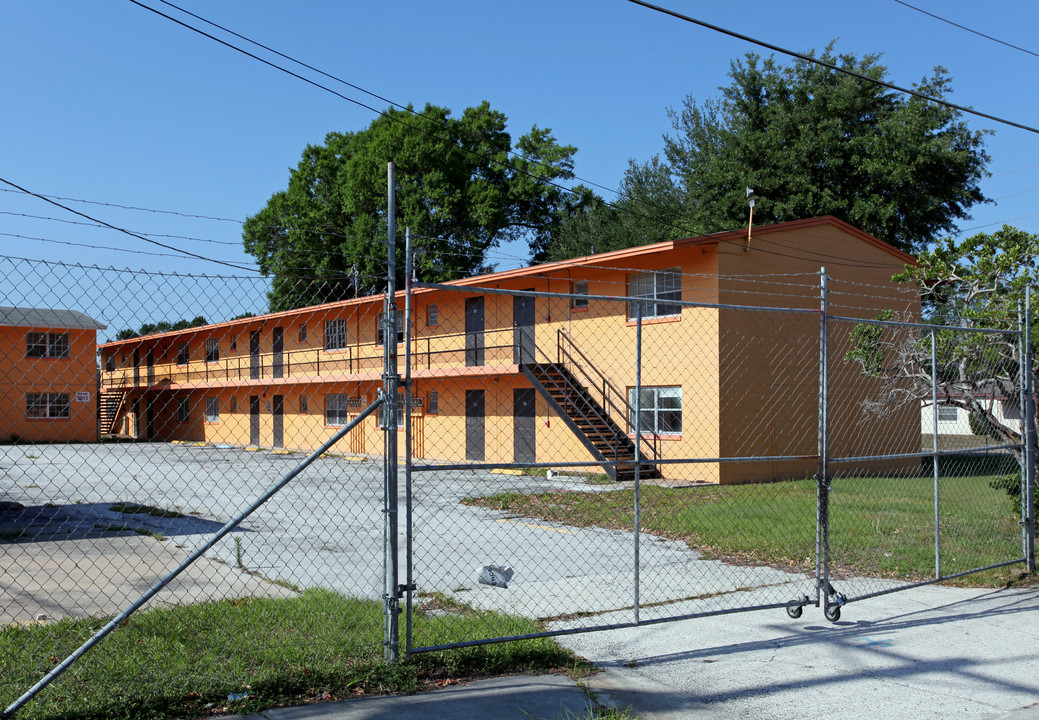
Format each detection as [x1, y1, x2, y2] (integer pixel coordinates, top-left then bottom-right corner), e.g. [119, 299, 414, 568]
[3, 1, 1039, 335]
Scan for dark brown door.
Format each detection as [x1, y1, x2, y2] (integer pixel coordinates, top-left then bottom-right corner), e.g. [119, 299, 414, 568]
[465, 297, 485, 367]
[249, 396, 260, 445]
[465, 390, 485, 461]
[132, 349, 140, 385]
[272, 395, 284, 448]
[272, 328, 284, 378]
[513, 291, 536, 364]
[249, 331, 261, 379]
[513, 388, 536, 464]
[146, 349, 155, 385]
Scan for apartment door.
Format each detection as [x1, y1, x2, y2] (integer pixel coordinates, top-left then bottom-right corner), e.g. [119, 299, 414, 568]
[145, 396, 155, 440]
[133, 349, 140, 385]
[513, 291, 536, 364]
[146, 349, 155, 386]
[272, 395, 284, 448]
[132, 397, 142, 438]
[465, 296, 485, 367]
[513, 388, 536, 464]
[272, 327, 284, 379]
[465, 389, 485, 461]
[249, 331, 261, 379]
[249, 396, 260, 445]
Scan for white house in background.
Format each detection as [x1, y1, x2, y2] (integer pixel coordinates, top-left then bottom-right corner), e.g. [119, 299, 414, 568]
[921, 392, 1022, 436]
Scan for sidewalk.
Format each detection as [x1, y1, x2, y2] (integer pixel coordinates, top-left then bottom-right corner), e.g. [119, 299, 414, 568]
[222, 584, 1039, 720]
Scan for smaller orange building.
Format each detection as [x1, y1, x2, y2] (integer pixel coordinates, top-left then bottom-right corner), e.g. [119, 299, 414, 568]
[0, 307, 106, 443]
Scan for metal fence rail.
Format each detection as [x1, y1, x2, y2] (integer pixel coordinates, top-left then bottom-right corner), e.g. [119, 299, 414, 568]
[1, 253, 1034, 717]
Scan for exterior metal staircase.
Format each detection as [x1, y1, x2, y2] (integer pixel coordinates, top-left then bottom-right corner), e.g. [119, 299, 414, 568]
[522, 332, 662, 482]
[98, 391, 127, 436]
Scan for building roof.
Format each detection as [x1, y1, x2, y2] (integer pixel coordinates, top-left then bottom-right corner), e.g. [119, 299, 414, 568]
[98, 216, 914, 349]
[0, 306, 107, 330]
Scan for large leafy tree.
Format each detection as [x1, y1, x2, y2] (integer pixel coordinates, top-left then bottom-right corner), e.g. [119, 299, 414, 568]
[243, 102, 583, 311]
[846, 226, 1039, 462]
[545, 46, 990, 261]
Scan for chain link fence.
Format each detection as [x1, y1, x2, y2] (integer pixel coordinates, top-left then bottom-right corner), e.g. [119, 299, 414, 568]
[1, 257, 1035, 717]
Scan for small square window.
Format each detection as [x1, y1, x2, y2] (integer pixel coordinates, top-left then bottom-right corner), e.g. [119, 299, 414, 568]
[427, 304, 438, 327]
[572, 280, 589, 309]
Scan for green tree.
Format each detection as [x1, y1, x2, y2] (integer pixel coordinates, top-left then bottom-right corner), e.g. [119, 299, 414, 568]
[243, 102, 584, 311]
[114, 316, 208, 341]
[846, 226, 1039, 460]
[548, 45, 989, 260]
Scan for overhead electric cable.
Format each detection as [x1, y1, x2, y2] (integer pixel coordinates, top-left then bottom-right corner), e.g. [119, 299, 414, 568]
[0, 177, 260, 273]
[892, 0, 1039, 60]
[624, 0, 1039, 135]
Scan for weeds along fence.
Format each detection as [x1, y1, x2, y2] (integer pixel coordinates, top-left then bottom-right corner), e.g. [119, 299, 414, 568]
[0, 256, 1035, 717]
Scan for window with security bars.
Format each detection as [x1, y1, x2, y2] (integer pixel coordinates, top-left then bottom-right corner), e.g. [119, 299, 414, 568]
[376, 312, 403, 345]
[937, 405, 959, 423]
[177, 342, 190, 365]
[325, 319, 347, 350]
[205, 397, 219, 423]
[26, 392, 70, 419]
[627, 268, 682, 319]
[628, 386, 682, 435]
[427, 303, 438, 327]
[26, 332, 70, 358]
[177, 398, 190, 423]
[427, 390, 439, 414]
[325, 394, 349, 426]
[205, 338, 219, 363]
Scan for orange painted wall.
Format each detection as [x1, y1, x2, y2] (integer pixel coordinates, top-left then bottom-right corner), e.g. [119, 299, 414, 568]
[0, 326, 98, 443]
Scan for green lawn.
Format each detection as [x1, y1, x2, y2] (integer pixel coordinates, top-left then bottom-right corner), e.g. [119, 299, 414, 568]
[0, 588, 582, 720]
[465, 461, 1029, 586]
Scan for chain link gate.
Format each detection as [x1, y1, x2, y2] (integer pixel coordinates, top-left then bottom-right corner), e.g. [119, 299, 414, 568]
[3, 241, 1036, 717]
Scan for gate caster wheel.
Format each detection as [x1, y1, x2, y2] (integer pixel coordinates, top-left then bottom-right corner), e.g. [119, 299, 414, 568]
[786, 604, 803, 619]
[824, 605, 841, 623]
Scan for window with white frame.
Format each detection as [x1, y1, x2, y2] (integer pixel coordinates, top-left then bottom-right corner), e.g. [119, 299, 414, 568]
[376, 312, 403, 345]
[177, 397, 190, 423]
[571, 280, 589, 309]
[427, 303, 439, 327]
[26, 332, 70, 358]
[627, 268, 682, 319]
[26, 392, 70, 419]
[628, 386, 682, 435]
[325, 394, 349, 426]
[205, 338, 219, 363]
[325, 319, 347, 350]
[205, 397, 220, 422]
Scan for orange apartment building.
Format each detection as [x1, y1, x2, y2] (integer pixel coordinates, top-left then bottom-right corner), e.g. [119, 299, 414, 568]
[1, 307, 106, 443]
[97, 217, 920, 484]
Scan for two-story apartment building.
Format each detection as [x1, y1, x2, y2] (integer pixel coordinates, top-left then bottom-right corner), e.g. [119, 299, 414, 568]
[97, 216, 920, 484]
[1, 306, 106, 443]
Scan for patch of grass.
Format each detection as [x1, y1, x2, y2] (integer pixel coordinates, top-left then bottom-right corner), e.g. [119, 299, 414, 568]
[464, 468, 1028, 587]
[108, 503, 188, 520]
[0, 588, 581, 720]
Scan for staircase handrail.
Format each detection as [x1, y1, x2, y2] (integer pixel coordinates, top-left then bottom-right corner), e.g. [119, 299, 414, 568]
[555, 330, 660, 465]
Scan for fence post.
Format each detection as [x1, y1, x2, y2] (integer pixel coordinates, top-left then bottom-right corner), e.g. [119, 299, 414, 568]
[930, 327, 941, 579]
[1025, 287, 1036, 572]
[633, 302, 642, 625]
[383, 162, 401, 662]
[403, 227, 415, 655]
[816, 268, 830, 610]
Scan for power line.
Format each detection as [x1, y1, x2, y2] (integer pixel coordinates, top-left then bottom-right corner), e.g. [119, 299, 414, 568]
[892, 0, 1039, 61]
[624, 0, 1039, 136]
[0, 176, 260, 273]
